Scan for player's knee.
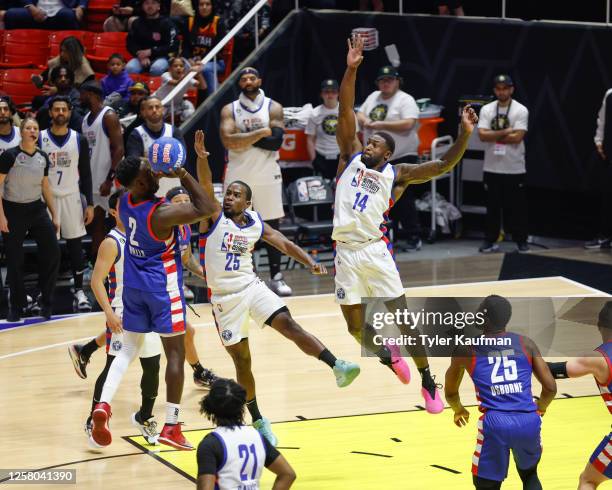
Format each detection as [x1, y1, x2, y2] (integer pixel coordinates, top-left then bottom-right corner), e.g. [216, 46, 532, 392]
[346, 322, 360, 336]
[186, 323, 195, 338]
[579, 470, 597, 487]
[473, 475, 501, 490]
[227, 344, 251, 367]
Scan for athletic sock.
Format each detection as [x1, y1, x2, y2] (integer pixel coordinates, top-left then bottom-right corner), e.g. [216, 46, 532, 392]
[318, 348, 337, 369]
[246, 398, 263, 422]
[166, 402, 180, 425]
[191, 361, 204, 377]
[81, 338, 100, 361]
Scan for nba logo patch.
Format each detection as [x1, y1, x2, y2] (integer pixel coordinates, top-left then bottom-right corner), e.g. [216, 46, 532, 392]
[351, 169, 364, 188]
[221, 232, 234, 252]
[112, 339, 122, 352]
[336, 288, 345, 299]
[221, 330, 232, 341]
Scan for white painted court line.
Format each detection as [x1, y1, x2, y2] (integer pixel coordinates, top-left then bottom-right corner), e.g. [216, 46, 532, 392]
[0, 336, 93, 360]
[558, 276, 609, 296]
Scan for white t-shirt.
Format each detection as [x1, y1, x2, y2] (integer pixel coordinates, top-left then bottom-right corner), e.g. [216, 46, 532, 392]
[478, 99, 529, 174]
[154, 73, 197, 108]
[305, 103, 340, 159]
[359, 90, 419, 160]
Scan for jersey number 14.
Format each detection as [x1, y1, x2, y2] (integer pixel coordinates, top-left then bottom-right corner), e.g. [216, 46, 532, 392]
[352, 192, 369, 213]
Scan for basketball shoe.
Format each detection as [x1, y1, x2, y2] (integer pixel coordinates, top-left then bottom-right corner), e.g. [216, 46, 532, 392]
[333, 360, 361, 387]
[420, 375, 444, 414]
[131, 412, 159, 445]
[193, 367, 219, 389]
[91, 402, 112, 447]
[68, 344, 89, 379]
[159, 423, 193, 450]
[253, 417, 278, 446]
[381, 344, 411, 384]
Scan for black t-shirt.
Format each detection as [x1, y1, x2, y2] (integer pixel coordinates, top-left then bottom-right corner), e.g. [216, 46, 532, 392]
[197, 429, 280, 476]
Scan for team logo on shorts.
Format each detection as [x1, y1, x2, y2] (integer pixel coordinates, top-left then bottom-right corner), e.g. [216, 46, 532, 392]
[322, 114, 338, 136]
[221, 330, 233, 341]
[369, 104, 388, 122]
[112, 339, 122, 351]
[336, 288, 345, 299]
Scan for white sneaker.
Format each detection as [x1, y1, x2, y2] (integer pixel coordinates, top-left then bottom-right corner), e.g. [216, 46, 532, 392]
[269, 273, 292, 297]
[74, 289, 92, 312]
[131, 412, 160, 445]
[183, 285, 194, 301]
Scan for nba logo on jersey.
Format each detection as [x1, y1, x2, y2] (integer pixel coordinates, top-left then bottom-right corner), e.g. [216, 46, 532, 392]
[351, 169, 365, 188]
[221, 232, 249, 253]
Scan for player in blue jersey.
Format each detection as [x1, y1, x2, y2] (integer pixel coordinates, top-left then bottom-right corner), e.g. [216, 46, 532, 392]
[547, 302, 612, 489]
[91, 152, 218, 451]
[445, 295, 557, 489]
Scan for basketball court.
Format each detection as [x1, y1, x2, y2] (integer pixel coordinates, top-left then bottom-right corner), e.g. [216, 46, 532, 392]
[0, 276, 609, 488]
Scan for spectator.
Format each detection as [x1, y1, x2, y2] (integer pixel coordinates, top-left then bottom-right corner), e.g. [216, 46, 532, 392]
[101, 53, 134, 103]
[305, 79, 353, 180]
[121, 96, 145, 144]
[585, 88, 612, 250]
[103, 0, 136, 31]
[126, 0, 179, 76]
[125, 95, 185, 196]
[436, 0, 464, 16]
[117, 80, 149, 119]
[228, 0, 271, 68]
[3, 0, 85, 29]
[154, 57, 205, 124]
[37, 37, 95, 89]
[357, 65, 422, 251]
[477, 74, 529, 253]
[0, 117, 60, 322]
[35, 65, 86, 131]
[0, 96, 21, 155]
[183, 0, 226, 94]
[80, 81, 124, 258]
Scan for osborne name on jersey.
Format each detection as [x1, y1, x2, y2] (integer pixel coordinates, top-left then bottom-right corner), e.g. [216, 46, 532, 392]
[351, 169, 381, 194]
[221, 232, 249, 254]
[129, 245, 145, 257]
[491, 382, 524, 396]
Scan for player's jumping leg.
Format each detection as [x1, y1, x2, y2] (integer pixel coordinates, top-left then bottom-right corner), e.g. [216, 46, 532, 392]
[516, 465, 542, 490]
[579, 463, 609, 489]
[157, 333, 193, 450]
[131, 354, 161, 445]
[225, 338, 277, 446]
[68, 331, 106, 379]
[185, 322, 218, 389]
[269, 307, 360, 388]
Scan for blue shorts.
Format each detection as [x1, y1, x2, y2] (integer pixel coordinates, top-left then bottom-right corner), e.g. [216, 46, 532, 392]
[122, 286, 186, 335]
[472, 411, 542, 481]
[589, 432, 612, 478]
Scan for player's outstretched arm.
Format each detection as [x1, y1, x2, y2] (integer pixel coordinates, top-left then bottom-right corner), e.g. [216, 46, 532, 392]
[91, 237, 122, 333]
[549, 355, 610, 384]
[219, 103, 272, 151]
[527, 338, 557, 415]
[445, 354, 470, 427]
[336, 36, 364, 178]
[261, 223, 327, 275]
[194, 130, 221, 235]
[392, 106, 478, 192]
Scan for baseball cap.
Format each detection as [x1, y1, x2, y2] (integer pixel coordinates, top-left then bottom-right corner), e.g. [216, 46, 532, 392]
[79, 80, 104, 96]
[129, 81, 150, 94]
[493, 74, 514, 86]
[320, 79, 339, 91]
[376, 65, 399, 81]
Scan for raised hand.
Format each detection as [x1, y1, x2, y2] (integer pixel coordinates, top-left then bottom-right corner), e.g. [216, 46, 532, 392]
[460, 105, 479, 133]
[346, 35, 364, 69]
[194, 130, 210, 159]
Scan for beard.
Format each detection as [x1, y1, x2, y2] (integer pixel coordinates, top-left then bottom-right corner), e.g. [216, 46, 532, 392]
[241, 86, 259, 96]
[0, 116, 10, 125]
[361, 153, 381, 168]
[52, 116, 67, 126]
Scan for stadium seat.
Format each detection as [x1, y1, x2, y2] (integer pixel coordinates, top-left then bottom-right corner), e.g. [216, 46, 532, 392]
[0, 68, 44, 108]
[86, 32, 131, 72]
[49, 31, 95, 57]
[85, 0, 115, 32]
[0, 29, 49, 68]
[138, 74, 162, 93]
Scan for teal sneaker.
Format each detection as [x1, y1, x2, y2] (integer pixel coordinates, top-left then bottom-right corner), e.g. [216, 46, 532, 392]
[253, 417, 278, 446]
[333, 359, 361, 388]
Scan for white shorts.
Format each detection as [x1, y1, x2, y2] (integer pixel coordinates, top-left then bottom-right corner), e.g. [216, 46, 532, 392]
[211, 279, 286, 346]
[93, 192, 110, 213]
[334, 239, 405, 305]
[54, 192, 86, 239]
[107, 307, 162, 358]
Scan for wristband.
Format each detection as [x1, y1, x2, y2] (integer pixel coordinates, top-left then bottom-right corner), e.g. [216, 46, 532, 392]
[546, 361, 569, 379]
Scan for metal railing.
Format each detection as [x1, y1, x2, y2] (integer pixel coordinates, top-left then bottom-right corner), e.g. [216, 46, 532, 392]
[119, 0, 270, 126]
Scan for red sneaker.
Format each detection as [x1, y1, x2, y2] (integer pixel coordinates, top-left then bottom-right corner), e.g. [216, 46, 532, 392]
[91, 402, 112, 447]
[386, 344, 411, 384]
[158, 423, 193, 451]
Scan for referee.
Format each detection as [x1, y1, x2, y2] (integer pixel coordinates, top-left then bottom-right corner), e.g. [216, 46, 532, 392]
[0, 117, 60, 322]
[197, 378, 296, 490]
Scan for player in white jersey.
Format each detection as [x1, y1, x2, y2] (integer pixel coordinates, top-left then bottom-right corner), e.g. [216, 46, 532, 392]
[220, 67, 293, 297]
[40, 96, 95, 312]
[197, 378, 296, 490]
[68, 189, 163, 447]
[196, 130, 360, 446]
[0, 97, 21, 155]
[80, 81, 125, 257]
[334, 36, 479, 413]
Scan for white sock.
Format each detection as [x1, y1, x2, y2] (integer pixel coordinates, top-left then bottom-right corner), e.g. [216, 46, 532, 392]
[166, 403, 180, 424]
[100, 332, 143, 403]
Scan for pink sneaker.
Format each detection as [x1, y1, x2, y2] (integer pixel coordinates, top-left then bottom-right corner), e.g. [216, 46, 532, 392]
[421, 385, 444, 414]
[91, 402, 112, 447]
[386, 344, 411, 384]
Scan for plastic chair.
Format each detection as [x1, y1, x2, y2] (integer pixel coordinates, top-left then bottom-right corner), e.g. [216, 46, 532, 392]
[0, 68, 44, 108]
[49, 30, 95, 57]
[87, 32, 131, 72]
[1, 29, 49, 68]
[138, 74, 162, 92]
[85, 0, 116, 32]
[287, 176, 334, 247]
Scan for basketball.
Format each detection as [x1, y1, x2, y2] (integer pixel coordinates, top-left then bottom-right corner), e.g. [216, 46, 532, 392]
[148, 137, 186, 174]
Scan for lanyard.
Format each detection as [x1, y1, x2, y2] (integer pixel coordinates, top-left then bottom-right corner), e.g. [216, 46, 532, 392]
[496, 99, 512, 122]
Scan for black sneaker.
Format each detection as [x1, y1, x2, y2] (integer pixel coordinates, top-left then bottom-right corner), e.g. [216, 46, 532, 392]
[194, 368, 219, 389]
[39, 304, 52, 320]
[404, 238, 422, 252]
[584, 238, 611, 250]
[6, 309, 22, 322]
[517, 243, 530, 253]
[479, 242, 500, 253]
[68, 344, 89, 379]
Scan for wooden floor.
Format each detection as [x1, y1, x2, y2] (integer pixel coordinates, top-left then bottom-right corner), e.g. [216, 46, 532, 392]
[0, 276, 609, 489]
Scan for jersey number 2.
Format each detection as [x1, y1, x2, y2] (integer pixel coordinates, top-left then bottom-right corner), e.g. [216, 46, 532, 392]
[352, 192, 369, 213]
[238, 443, 258, 481]
[488, 349, 518, 383]
[128, 217, 140, 246]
